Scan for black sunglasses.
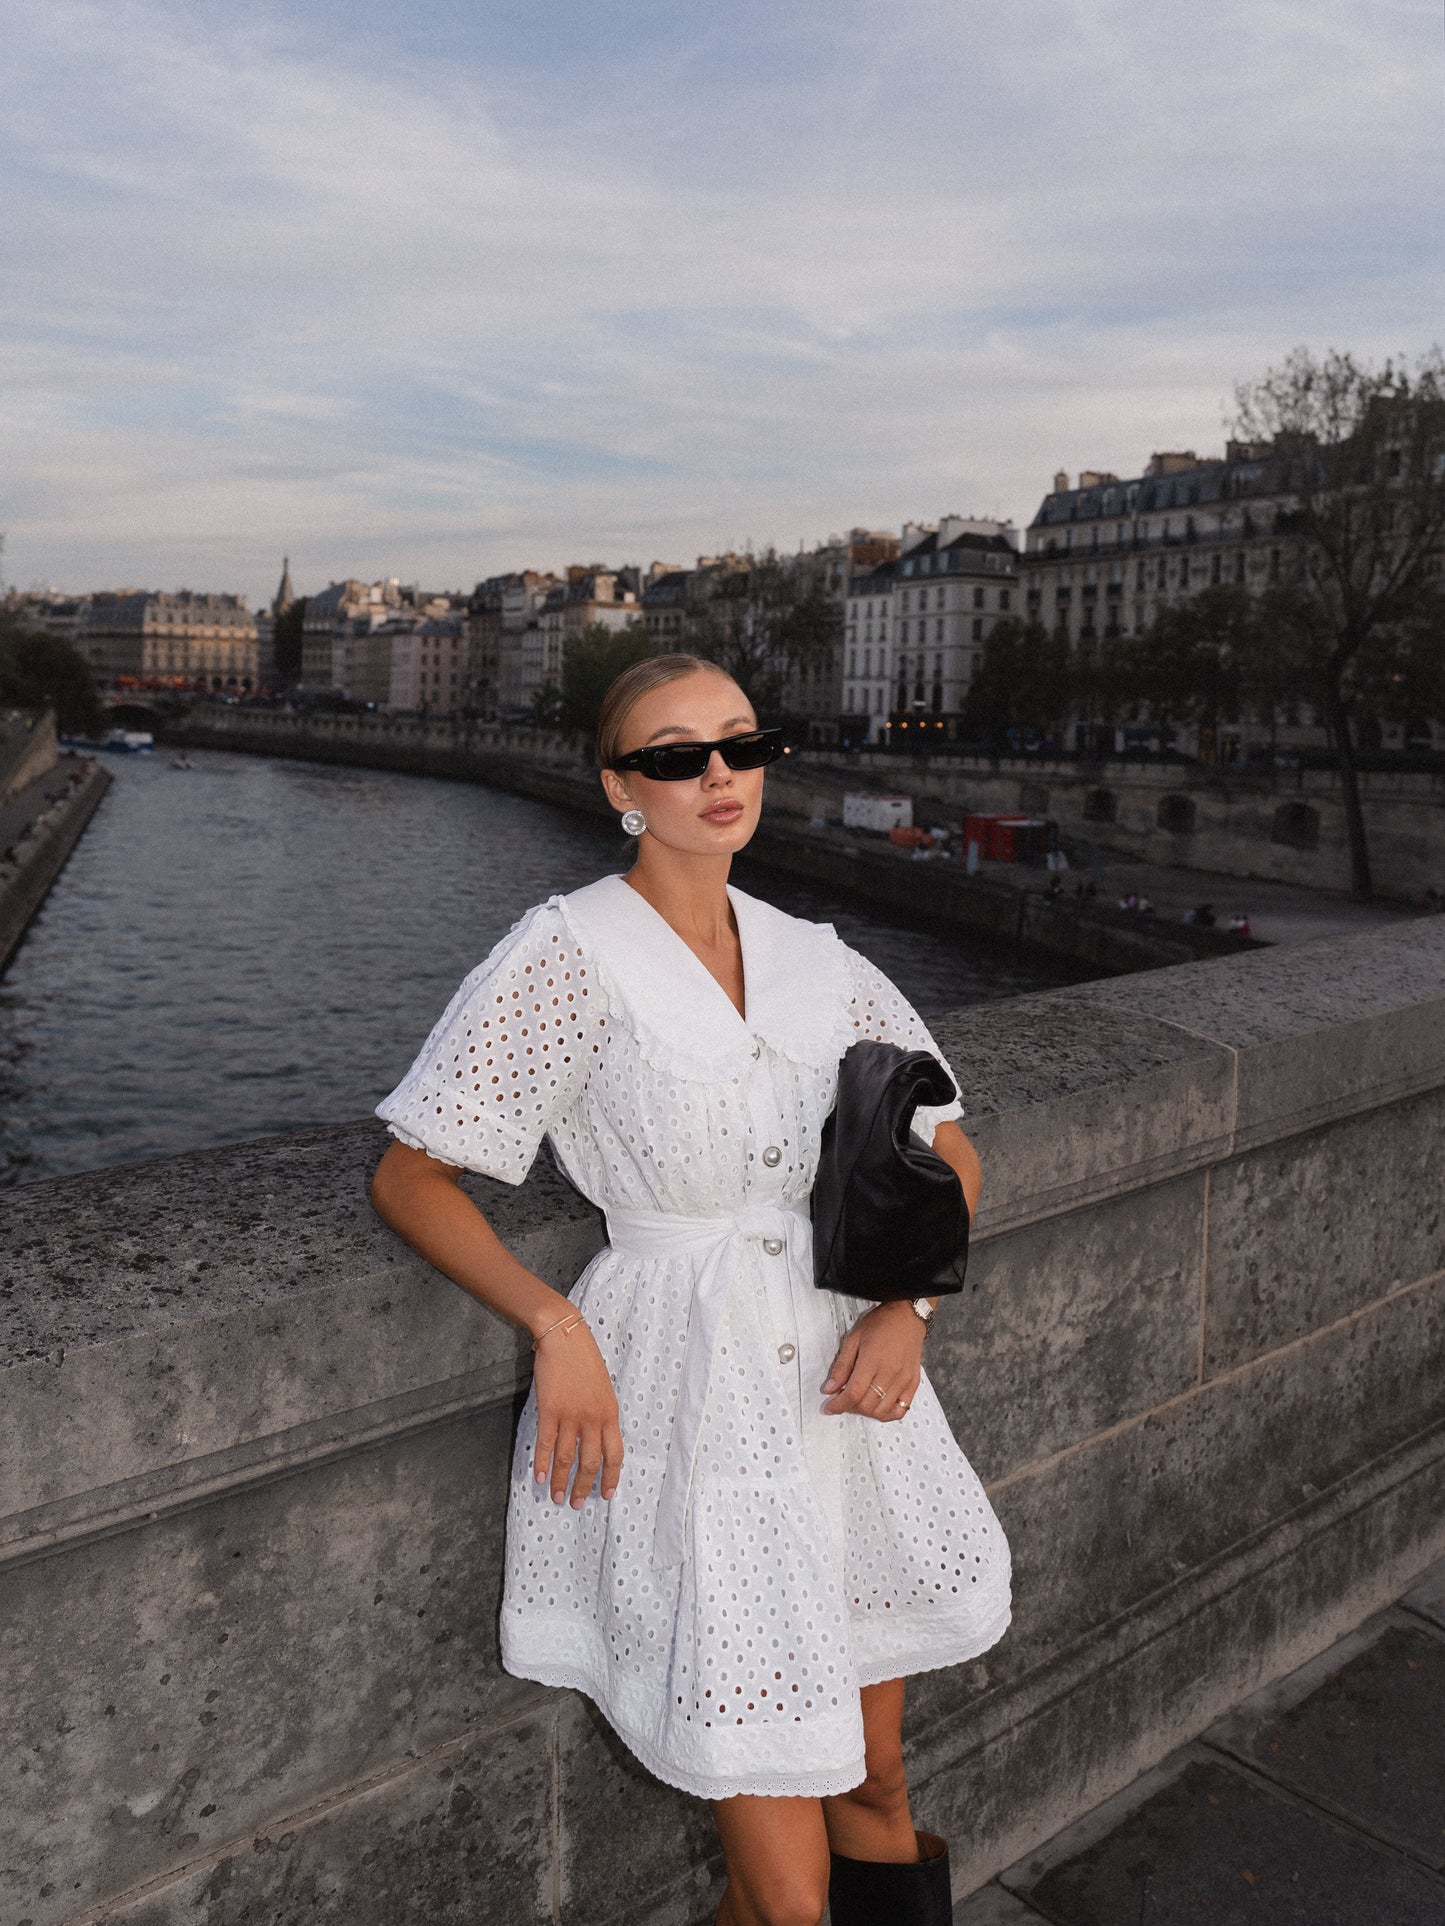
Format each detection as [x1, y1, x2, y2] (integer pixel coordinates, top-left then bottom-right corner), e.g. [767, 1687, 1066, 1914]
[611, 727, 785, 782]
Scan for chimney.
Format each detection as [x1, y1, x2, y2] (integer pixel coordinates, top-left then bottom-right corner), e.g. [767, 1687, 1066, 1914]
[1053, 471, 1070, 493]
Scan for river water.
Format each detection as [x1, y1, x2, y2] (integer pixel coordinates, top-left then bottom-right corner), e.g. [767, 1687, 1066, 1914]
[0, 750, 1077, 1187]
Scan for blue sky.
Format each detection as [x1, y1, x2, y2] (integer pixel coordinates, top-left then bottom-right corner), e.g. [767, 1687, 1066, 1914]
[1, 0, 1441, 606]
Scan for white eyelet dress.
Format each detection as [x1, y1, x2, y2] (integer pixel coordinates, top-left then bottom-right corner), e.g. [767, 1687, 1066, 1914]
[377, 874, 1011, 1801]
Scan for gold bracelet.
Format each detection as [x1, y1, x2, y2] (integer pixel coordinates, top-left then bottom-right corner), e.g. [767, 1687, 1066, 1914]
[532, 1312, 585, 1352]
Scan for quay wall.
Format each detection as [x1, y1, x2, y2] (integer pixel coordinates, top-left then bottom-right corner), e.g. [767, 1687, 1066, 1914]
[162, 708, 1253, 975]
[799, 745, 1445, 898]
[0, 757, 112, 975]
[4, 918, 1445, 1923]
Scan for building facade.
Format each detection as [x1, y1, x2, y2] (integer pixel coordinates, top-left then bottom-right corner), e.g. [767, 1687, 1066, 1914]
[77, 591, 258, 687]
[1020, 447, 1289, 651]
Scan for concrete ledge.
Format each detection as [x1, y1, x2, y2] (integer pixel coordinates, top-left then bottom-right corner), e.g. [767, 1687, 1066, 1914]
[3, 917, 1444, 1925]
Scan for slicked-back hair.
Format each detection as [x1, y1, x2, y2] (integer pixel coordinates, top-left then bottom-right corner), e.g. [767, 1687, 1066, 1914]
[595, 654, 739, 768]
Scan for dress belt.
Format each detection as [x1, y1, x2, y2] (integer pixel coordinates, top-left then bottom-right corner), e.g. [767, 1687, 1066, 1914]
[604, 1201, 812, 1574]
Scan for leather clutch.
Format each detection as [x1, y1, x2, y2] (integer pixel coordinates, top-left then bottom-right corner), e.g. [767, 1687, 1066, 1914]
[811, 1039, 970, 1301]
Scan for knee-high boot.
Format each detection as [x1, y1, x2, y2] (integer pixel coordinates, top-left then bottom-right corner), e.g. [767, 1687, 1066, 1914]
[827, 1830, 951, 1925]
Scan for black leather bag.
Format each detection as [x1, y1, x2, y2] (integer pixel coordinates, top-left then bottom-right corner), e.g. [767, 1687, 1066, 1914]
[811, 1039, 970, 1302]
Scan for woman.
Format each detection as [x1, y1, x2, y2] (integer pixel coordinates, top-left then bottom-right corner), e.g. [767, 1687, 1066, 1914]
[371, 655, 1010, 1926]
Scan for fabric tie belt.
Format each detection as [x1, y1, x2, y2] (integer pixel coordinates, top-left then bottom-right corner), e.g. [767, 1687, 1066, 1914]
[604, 1201, 812, 1573]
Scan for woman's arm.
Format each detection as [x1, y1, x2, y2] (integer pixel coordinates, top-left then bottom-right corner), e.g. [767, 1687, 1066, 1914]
[821, 1119, 981, 1422]
[370, 1140, 623, 1508]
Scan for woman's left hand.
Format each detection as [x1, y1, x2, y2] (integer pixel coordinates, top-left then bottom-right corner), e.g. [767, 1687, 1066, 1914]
[821, 1301, 926, 1423]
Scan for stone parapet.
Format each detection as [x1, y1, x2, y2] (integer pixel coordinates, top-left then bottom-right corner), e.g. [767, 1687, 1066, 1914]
[3, 919, 1444, 1923]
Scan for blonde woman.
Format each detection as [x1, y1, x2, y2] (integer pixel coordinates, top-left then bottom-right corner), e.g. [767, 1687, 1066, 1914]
[371, 654, 1010, 1926]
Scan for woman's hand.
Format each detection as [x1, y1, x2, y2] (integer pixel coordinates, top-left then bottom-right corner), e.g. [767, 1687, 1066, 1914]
[821, 1301, 926, 1423]
[531, 1320, 625, 1508]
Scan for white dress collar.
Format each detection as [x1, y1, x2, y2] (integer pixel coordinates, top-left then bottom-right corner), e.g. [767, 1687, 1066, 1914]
[558, 873, 852, 1082]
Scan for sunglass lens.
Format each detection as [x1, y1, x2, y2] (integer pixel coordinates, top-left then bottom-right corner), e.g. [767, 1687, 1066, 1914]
[720, 731, 780, 770]
[645, 744, 710, 780]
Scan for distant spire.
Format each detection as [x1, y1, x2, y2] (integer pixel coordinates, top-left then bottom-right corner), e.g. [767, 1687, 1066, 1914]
[273, 556, 295, 616]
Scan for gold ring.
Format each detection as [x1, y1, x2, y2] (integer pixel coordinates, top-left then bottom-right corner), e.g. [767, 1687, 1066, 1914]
[896, 1399, 910, 1410]
[868, 1382, 887, 1398]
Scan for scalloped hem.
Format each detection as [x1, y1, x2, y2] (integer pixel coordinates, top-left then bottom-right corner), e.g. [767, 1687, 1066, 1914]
[502, 1653, 868, 1801]
[853, 1594, 1013, 1690]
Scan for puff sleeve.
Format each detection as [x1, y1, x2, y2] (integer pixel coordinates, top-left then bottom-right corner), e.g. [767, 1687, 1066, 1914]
[375, 901, 604, 1184]
[842, 945, 965, 1145]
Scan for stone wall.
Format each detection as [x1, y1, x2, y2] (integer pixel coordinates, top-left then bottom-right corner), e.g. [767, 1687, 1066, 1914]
[800, 746, 1445, 898]
[3, 918, 1444, 1924]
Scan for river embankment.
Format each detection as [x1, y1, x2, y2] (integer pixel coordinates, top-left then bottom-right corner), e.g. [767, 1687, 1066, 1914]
[159, 706, 1264, 975]
[0, 711, 111, 974]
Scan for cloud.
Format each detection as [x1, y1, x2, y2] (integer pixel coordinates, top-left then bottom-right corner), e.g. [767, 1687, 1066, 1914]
[0, 0, 1440, 599]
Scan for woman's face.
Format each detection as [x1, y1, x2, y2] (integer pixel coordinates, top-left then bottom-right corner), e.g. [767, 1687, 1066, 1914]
[602, 670, 765, 857]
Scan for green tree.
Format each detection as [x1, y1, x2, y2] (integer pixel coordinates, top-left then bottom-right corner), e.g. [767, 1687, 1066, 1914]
[689, 550, 837, 711]
[558, 622, 653, 737]
[271, 596, 308, 687]
[1134, 585, 1259, 760]
[1232, 346, 1445, 896]
[961, 619, 1075, 750]
[0, 610, 104, 736]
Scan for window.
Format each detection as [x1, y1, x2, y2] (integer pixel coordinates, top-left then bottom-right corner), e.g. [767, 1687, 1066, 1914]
[972, 617, 983, 641]
[999, 589, 1010, 611]
[1157, 559, 1167, 590]
[1235, 550, 1246, 584]
[1211, 553, 1222, 584]
[973, 586, 985, 609]
[1269, 547, 1281, 581]
[935, 619, 944, 641]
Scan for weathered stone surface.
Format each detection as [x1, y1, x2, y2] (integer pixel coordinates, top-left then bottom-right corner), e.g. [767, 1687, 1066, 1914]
[0, 1120, 600, 1367]
[966, 1271, 1445, 1682]
[553, 1695, 720, 1926]
[0, 1126, 602, 1532]
[1405, 1557, 1445, 1633]
[1207, 1618, 1445, 1868]
[105, 1712, 554, 1926]
[0, 1404, 540, 1923]
[929, 1172, 1205, 1486]
[913, 1450, 1445, 1900]
[1204, 1087, 1445, 1372]
[951, 1883, 1045, 1924]
[1082, 918, 1445, 1154]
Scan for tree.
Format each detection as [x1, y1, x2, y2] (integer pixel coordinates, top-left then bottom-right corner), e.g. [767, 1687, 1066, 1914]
[271, 596, 308, 688]
[962, 619, 1076, 752]
[1232, 347, 1445, 896]
[688, 550, 837, 712]
[558, 622, 653, 737]
[1134, 586, 1259, 760]
[0, 610, 104, 736]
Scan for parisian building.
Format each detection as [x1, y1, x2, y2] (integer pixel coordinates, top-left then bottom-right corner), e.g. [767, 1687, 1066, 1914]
[841, 518, 1018, 747]
[387, 614, 469, 713]
[1020, 447, 1289, 648]
[77, 591, 258, 688]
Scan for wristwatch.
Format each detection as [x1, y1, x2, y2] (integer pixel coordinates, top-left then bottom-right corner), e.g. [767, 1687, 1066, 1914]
[909, 1297, 936, 1337]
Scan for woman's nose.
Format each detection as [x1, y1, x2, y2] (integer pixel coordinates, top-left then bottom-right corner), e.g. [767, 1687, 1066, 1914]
[702, 750, 733, 785]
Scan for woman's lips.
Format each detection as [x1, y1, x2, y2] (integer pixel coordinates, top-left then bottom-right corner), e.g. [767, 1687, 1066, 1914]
[700, 801, 744, 823]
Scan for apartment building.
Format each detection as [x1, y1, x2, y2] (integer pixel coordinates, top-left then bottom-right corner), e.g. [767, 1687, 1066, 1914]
[1019, 446, 1290, 650]
[387, 615, 469, 713]
[78, 590, 258, 687]
[838, 519, 1017, 745]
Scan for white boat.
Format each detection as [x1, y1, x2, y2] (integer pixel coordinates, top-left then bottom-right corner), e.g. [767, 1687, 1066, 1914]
[102, 729, 156, 754]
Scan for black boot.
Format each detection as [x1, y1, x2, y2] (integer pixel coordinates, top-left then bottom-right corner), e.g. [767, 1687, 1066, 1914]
[827, 1830, 951, 1925]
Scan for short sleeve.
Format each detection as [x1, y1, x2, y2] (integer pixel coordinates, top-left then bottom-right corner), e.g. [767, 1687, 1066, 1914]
[375, 902, 604, 1184]
[843, 946, 965, 1145]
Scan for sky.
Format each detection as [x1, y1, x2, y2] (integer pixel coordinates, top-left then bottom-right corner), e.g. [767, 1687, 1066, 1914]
[1, 0, 1441, 607]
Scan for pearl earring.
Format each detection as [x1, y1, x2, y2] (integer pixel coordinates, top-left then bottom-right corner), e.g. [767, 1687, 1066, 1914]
[621, 807, 647, 837]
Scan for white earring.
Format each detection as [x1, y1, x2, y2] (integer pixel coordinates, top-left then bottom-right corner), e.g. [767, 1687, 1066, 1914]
[621, 807, 647, 837]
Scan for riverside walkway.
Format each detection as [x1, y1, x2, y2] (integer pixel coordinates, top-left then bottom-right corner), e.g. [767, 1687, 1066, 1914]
[958, 1554, 1445, 1925]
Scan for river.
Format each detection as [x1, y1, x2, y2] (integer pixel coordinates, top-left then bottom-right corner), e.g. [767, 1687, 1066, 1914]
[0, 749, 1079, 1186]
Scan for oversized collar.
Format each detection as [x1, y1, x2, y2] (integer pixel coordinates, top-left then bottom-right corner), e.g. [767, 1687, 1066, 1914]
[557, 872, 852, 1083]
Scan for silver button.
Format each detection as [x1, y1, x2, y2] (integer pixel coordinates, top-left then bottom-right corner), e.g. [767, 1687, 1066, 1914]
[762, 1145, 782, 1167]
[777, 1342, 797, 1365]
[750, 1041, 761, 1060]
[762, 1237, 783, 1256]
